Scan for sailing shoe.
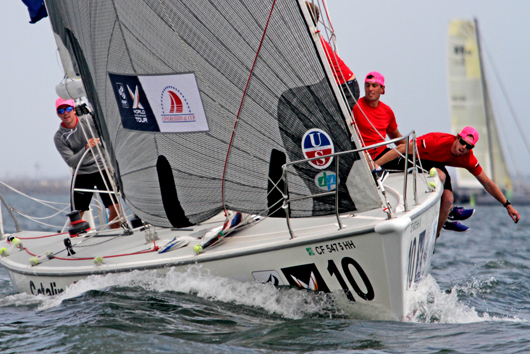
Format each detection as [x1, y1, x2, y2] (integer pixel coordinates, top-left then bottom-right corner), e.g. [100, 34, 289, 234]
[372, 168, 389, 184]
[447, 206, 475, 221]
[442, 221, 470, 233]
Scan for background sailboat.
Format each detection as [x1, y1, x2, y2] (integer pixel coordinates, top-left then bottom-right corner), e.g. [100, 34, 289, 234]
[447, 19, 511, 204]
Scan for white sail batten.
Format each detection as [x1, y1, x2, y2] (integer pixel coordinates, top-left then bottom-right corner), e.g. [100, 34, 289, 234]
[447, 19, 511, 191]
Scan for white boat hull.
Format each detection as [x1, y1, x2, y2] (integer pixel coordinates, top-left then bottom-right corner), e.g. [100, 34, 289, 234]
[1, 174, 441, 320]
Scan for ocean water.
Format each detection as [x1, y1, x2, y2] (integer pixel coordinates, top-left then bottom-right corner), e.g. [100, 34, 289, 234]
[1, 193, 529, 353]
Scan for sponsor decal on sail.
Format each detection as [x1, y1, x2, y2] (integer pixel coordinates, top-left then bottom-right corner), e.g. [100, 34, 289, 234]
[314, 170, 337, 191]
[301, 129, 334, 169]
[109, 72, 209, 133]
[160, 86, 196, 123]
[116, 83, 129, 108]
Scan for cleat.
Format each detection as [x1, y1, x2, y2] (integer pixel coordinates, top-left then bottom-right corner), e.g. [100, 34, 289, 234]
[443, 221, 469, 233]
[372, 168, 389, 184]
[448, 206, 475, 221]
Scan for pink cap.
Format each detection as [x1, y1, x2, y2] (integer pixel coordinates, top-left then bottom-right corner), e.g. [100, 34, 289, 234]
[459, 126, 479, 146]
[365, 71, 385, 86]
[56, 97, 75, 109]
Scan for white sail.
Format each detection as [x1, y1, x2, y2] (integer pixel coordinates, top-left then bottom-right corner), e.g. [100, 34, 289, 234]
[44, 0, 381, 227]
[447, 19, 511, 191]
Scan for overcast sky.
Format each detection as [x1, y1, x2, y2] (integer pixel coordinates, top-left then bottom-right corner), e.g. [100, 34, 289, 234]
[1, 1, 529, 180]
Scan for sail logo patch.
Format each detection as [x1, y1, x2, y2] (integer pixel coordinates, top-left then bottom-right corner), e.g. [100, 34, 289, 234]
[301, 129, 334, 169]
[116, 83, 129, 108]
[160, 86, 197, 123]
[109, 72, 209, 133]
[127, 85, 144, 109]
[109, 73, 160, 132]
[314, 171, 337, 191]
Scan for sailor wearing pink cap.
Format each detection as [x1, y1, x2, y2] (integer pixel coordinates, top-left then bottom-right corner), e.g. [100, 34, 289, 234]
[375, 127, 520, 238]
[353, 71, 405, 161]
[54, 98, 121, 229]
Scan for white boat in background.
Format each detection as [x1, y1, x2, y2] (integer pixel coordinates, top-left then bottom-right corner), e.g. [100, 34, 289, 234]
[0, 0, 442, 321]
[447, 19, 529, 204]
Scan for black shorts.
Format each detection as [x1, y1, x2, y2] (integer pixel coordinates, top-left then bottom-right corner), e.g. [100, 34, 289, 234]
[374, 148, 405, 171]
[374, 149, 452, 192]
[71, 172, 116, 211]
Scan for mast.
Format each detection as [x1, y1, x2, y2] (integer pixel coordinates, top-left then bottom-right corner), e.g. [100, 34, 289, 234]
[474, 18, 496, 181]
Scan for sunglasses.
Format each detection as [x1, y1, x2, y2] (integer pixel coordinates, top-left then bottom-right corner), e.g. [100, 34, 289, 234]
[458, 136, 474, 150]
[57, 106, 74, 114]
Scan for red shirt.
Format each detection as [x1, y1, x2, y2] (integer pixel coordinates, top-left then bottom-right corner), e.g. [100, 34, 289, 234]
[352, 97, 398, 157]
[416, 132, 483, 176]
[320, 37, 353, 85]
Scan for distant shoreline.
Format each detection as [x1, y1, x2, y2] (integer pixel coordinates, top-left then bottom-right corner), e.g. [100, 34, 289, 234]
[0, 178, 70, 195]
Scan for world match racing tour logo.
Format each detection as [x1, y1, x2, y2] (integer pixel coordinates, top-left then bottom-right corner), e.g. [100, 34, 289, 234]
[160, 86, 196, 123]
[109, 72, 209, 133]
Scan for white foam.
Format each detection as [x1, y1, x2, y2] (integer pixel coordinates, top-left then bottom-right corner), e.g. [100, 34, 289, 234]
[33, 266, 331, 319]
[0, 292, 46, 308]
[4, 268, 522, 323]
[406, 275, 525, 323]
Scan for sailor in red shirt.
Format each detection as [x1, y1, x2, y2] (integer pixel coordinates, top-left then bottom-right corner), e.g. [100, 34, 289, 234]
[352, 72, 404, 171]
[416, 132, 483, 177]
[375, 127, 520, 238]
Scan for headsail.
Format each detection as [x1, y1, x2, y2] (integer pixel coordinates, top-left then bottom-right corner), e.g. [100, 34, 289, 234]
[447, 19, 511, 191]
[45, 0, 380, 227]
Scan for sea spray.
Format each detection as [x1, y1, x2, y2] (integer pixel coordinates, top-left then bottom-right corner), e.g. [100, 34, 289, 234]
[406, 275, 523, 323]
[30, 266, 335, 319]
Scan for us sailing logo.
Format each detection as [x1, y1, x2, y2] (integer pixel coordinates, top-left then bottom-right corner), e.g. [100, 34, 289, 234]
[160, 86, 196, 123]
[301, 128, 334, 169]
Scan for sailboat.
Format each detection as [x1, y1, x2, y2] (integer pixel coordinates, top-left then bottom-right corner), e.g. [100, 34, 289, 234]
[447, 19, 512, 204]
[0, 0, 442, 320]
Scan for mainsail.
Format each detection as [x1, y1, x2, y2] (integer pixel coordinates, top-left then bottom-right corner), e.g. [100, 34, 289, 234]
[447, 19, 511, 191]
[45, 0, 381, 227]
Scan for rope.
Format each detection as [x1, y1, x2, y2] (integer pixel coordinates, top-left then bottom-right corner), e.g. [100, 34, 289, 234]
[0, 180, 69, 211]
[14, 232, 68, 240]
[220, 0, 278, 215]
[24, 244, 158, 261]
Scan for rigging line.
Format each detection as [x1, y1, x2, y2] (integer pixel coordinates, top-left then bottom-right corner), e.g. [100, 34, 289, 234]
[0, 180, 69, 210]
[320, 0, 335, 33]
[24, 245, 157, 261]
[14, 232, 68, 240]
[483, 44, 530, 157]
[221, 0, 278, 215]
[10, 212, 65, 229]
[12, 205, 70, 221]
